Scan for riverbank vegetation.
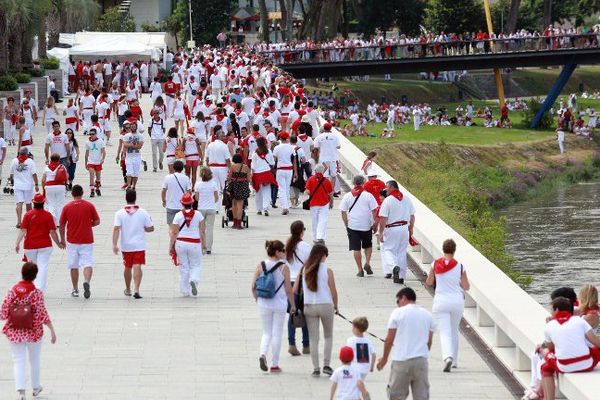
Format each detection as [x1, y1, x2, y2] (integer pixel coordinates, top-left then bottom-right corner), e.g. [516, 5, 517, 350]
[351, 136, 600, 286]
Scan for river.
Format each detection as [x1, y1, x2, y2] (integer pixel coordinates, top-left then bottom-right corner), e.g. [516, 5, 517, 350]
[500, 181, 600, 304]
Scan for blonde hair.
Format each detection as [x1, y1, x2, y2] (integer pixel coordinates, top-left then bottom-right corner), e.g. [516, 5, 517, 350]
[46, 96, 55, 107]
[579, 285, 598, 313]
[200, 166, 213, 182]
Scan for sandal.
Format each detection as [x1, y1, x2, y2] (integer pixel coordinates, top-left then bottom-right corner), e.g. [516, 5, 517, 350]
[124, 289, 132, 296]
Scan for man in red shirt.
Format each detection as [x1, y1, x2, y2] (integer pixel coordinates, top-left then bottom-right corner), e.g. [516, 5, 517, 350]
[14, 193, 64, 292]
[59, 184, 100, 299]
[164, 76, 177, 117]
[304, 164, 333, 244]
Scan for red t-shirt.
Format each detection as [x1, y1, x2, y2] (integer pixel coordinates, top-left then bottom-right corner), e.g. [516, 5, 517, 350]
[305, 175, 333, 207]
[59, 199, 99, 244]
[21, 209, 56, 249]
[364, 179, 386, 205]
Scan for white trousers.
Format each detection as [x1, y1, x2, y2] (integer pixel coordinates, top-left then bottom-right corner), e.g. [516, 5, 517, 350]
[81, 109, 93, 132]
[310, 205, 329, 241]
[44, 185, 65, 226]
[10, 341, 42, 391]
[3, 120, 15, 141]
[259, 307, 286, 367]
[255, 185, 271, 212]
[387, 118, 394, 130]
[165, 96, 174, 116]
[558, 140, 565, 154]
[380, 226, 408, 276]
[175, 241, 201, 296]
[432, 298, 464, 364]
[414, 117, 421, 131]
[210, 166, 228, 194]
[24, 247, 53, 292]
[276, 169, 293, 210]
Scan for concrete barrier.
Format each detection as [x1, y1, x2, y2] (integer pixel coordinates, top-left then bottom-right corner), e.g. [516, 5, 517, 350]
[334, 129, 600, 399]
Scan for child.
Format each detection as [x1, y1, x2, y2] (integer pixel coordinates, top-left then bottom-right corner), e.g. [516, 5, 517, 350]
[330, 346, 370, 400]
[346, 317, 376, 380]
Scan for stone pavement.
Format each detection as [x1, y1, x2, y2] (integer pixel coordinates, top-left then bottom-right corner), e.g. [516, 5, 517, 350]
[0, 97, 512, 399]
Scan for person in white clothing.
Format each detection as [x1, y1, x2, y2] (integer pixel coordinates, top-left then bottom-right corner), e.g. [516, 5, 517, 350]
[340, 175, 378, 277]
[10, 148, 39, 227]
[79, 90, 96, 134]
[205, 130, 232, 194]
[41, 153, 68, 225]
[251, 137, 277, 216]
[346, 317, 376, 381]
[313, 123, 340, 190]
[556, 128, 565, 154]
[330, 346, 371, 400]
[272, 131, 297, 215]
[377, 181, 415, 285]
[84, 129, 106, 198]
[169, 193, 206, 297]
[377, 287, 435, 400]
[193, 167, 219, 254]
[149, 77, 163, 102]
[122, 123, 145, 190]
[148, 113, 166, 172]
[0, 135, 6, 186]
[413, 107, 422, 131]
[425, 239, 470, 372]
[44, 122, 70, 166]
[112, 189, 154, 299]
[161, 161, 192, 224]
[252, 240, 296, 373]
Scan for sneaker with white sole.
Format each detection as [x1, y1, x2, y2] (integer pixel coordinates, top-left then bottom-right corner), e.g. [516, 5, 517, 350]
[71, 289, 79, 297]
[190, 281, 198, 296]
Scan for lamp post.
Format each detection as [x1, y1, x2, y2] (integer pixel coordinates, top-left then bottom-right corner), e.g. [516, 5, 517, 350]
[188, 0, 193, 42]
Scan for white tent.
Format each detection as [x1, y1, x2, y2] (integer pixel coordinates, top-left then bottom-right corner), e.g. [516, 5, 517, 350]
[47, 47, 71, 95]
[69, 36, 158, 58]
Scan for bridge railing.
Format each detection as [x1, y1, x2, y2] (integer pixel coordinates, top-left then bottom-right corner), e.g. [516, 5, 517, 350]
[333, 127, 600, 399]
[259, 34, 600, 65]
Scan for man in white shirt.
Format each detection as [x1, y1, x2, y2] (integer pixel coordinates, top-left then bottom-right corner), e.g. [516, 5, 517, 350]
[84, 129, 106, 198]
[161, 160, 192, 224]
[205, 131, 232, 193]
[148, 113, 166, 172]
[313, 123, 340, 189]
[122, 123, 145, 190]
[272, 131, 296, 215]
[112, 189, 154, 299]
[10, 148, 39, 227]
[340, 175, 378, 277]
[44, 121, 70, 166]
[377, 287, 435, 400]
[378, 180, 415, 285]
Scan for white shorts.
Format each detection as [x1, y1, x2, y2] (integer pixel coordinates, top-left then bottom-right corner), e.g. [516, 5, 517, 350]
[102, 118, 112, 132]
[165, 155, 176, 165]
[15, 189, 34, 204]
[67, 243, 94, 269]
[173, 113, 185, 121]
[321, 161, 338, 178]
[125, 157, 141, 177]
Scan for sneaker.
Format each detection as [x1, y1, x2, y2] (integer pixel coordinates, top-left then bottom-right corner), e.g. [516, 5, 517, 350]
[282, 209, 289, 215]
[83, 282, 91, 299]
[159, 162, 163, 170]
[17, 390, 26, 400]
[153, 168, 157, 173]
[71, 289, 79, 297]
[264, 210, 269, 216]
[95, 188, 101, 196]
[443, 357, 453, 373]
[90, 191, 95, 198]
[322, 366, 333, 376]
[271, 204, 278, 209]
[385, 274, 392, 279]
[311, 368, 320, 377]
[33, 386, 43, 397]
[206, 250, 211, 254]
[302, 346, 310, 354]
[364, 264, 373, 275]
[288, 345, 301, 356]
[143, 161, 148, 171]
[190, 281, 198, 296]
[356, 270, 365, 277]
[133, 292, 142, 299]
[270, 366, 282, 373]
[259, 355, 268, 371]
[392, 266, 401, 284]
[257, 211, 262, 215]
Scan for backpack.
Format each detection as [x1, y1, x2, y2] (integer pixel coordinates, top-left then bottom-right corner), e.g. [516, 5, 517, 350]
[256, 261, 285, 299]
[54, 165, 68, 184]
[9, 293, 34, 330]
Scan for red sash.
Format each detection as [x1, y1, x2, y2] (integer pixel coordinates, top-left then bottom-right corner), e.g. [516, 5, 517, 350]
[433, 257, 458, 274]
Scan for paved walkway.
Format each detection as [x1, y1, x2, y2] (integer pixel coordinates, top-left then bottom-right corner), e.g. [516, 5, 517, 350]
[0, 97, 512, 399]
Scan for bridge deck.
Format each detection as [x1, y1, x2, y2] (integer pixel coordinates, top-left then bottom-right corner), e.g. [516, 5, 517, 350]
[0, 97, 513, 399]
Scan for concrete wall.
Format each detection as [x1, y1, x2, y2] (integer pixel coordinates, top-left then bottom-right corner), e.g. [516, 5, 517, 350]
[130, 0, 172, 30]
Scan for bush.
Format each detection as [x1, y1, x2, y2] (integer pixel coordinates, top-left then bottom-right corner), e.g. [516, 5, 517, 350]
[26, 67, 45, 78]
[12, 72, 31, 83]
[521, 98, 554, 130]
[40, 57, 60, 70]
[0, 75, 18, 91]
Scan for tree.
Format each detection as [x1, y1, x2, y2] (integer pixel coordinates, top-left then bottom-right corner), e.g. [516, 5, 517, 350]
[506, 0, 521, 33]
[354, 0, 424, 37]
[424, 0, 485, 33]
[48, 0, 101, 48]
[189, 0, 233, 46]
[162, 0, 187, 47]
[258, 0, 269, 42]
[543, 0, 552, 27]
[94, 6, 136, 32]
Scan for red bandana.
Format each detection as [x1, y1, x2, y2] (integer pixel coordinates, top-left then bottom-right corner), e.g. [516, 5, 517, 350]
[388, 189, 403, 201]
[53, 130, 62, 136]
[204, 100, 212, 107]
[351, 185, 364, 197]
[553, 311, 573, 325]
[234, 109, 242, 115]
[433, 257, 458, 274]
[47, 161, 60, 171]
[216, 114, 225, 121]
[17, 154, 28, 164]
[253, 106, 261, 114]
[298, 134, 308, 142]
[182, 209, 195, 227]
[13, 280, 35, 298]
[124, 205, 139, 214]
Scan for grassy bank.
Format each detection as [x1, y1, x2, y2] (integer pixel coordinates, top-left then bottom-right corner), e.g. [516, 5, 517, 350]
[350, 136, 600, 286]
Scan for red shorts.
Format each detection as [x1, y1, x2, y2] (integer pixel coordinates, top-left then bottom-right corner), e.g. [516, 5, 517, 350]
[541, 347, 600, 377]
[185, 159, 200, 168]
[122, 251, 146, 268]
[87, 163, 103, 171]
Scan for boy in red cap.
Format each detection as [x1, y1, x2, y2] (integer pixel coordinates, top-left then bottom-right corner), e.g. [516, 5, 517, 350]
[330, 346, 370, 400]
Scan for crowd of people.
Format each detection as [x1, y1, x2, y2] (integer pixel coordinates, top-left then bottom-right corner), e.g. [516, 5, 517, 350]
[0, 38, 598, 400]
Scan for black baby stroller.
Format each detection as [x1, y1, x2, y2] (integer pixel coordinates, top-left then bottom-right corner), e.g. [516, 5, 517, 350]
[3, 177, 14, 195]
[221, 181, 249, 228]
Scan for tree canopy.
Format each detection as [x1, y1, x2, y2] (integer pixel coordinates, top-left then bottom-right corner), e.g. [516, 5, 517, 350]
[424, 0, 485, 33]
[94, 6, 136, 32]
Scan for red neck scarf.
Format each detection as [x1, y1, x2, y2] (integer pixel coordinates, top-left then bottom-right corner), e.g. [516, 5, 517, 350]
[581, 306, 600, 316]
[433, 257, 458, 274]
[47, 160, 61, 171]
[388, 189, 403, 201]
[124, 205, 139, 214]
[314, 172, 324, 179]
[253, 105, 261, 115]
[13, 280, 35, 298]
[269, 105, 276, 112]
[351, 185, 364, 197]
[204, 100, 212, 107]
[216, 114, 225, 121]
[298, 134, 307, 142]
[53, 130, 62, 136]
[17, 154, 28, 164]
[234, 108, 242, 115]
[262, 111, 270, 118]
[182, 208, 195, 227]
[553, 311, 573, 325]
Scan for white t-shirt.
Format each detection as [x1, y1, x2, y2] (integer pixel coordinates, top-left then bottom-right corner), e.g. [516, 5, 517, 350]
[346, 336, 375, 377]
[272, 142, 295, 167]
[192, 119, 208, 142]
[256, 259, 288, 312]
[545, 317, 594, 372]
[387, 304, 435, 361]
[432, 260, 465, 306]
[162, 173, 191, 210]
[45, 133, 69, 158]
[172, 210, 204, 239]
[288, 240, 311, 282]
[206, 140, 231, 165]
[10, 158, 37, 190]
[85, 138, 105, 165]
[114, 207, 153, 252]
[123, 133, 144, 160]
[194, 179, 219, 210]
[313, 132, 340, 162]
[149, 118, 166, 140]
[302, 263, 333, 305]
[250, 151, 275, 174]
[0, 137, 7, 159]
[378, 194, 415, 226]
[210, 74, 222, 88]
[330, 364, 362, 400]
[339, 190, 378, 231]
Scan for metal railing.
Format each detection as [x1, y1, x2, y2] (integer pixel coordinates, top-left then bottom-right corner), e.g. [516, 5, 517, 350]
[258, 34, 600, 64]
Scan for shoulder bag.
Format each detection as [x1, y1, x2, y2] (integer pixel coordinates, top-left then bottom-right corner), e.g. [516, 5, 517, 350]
[302, 177, 325, 210]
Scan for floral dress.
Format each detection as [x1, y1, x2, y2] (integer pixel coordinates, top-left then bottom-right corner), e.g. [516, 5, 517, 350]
[1, 284, 50, 343]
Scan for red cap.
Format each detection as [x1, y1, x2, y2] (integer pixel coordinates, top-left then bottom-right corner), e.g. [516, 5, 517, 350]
[32, 193, 46, 204]
[180, 193, 194, 205]
[339, 346, 354, 363]
[298, 109, 307, 116]
[278, 131, 290, 140]
[323, 123, 333, 130]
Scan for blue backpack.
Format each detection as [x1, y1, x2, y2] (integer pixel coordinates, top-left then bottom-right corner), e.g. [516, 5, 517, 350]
[256, 261, 285, 299]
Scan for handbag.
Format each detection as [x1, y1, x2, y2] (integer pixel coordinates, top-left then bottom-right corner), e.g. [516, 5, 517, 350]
[8, 295, 34, 330]
[302, 177, 326, 210]
[291, 310, 306, 328]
